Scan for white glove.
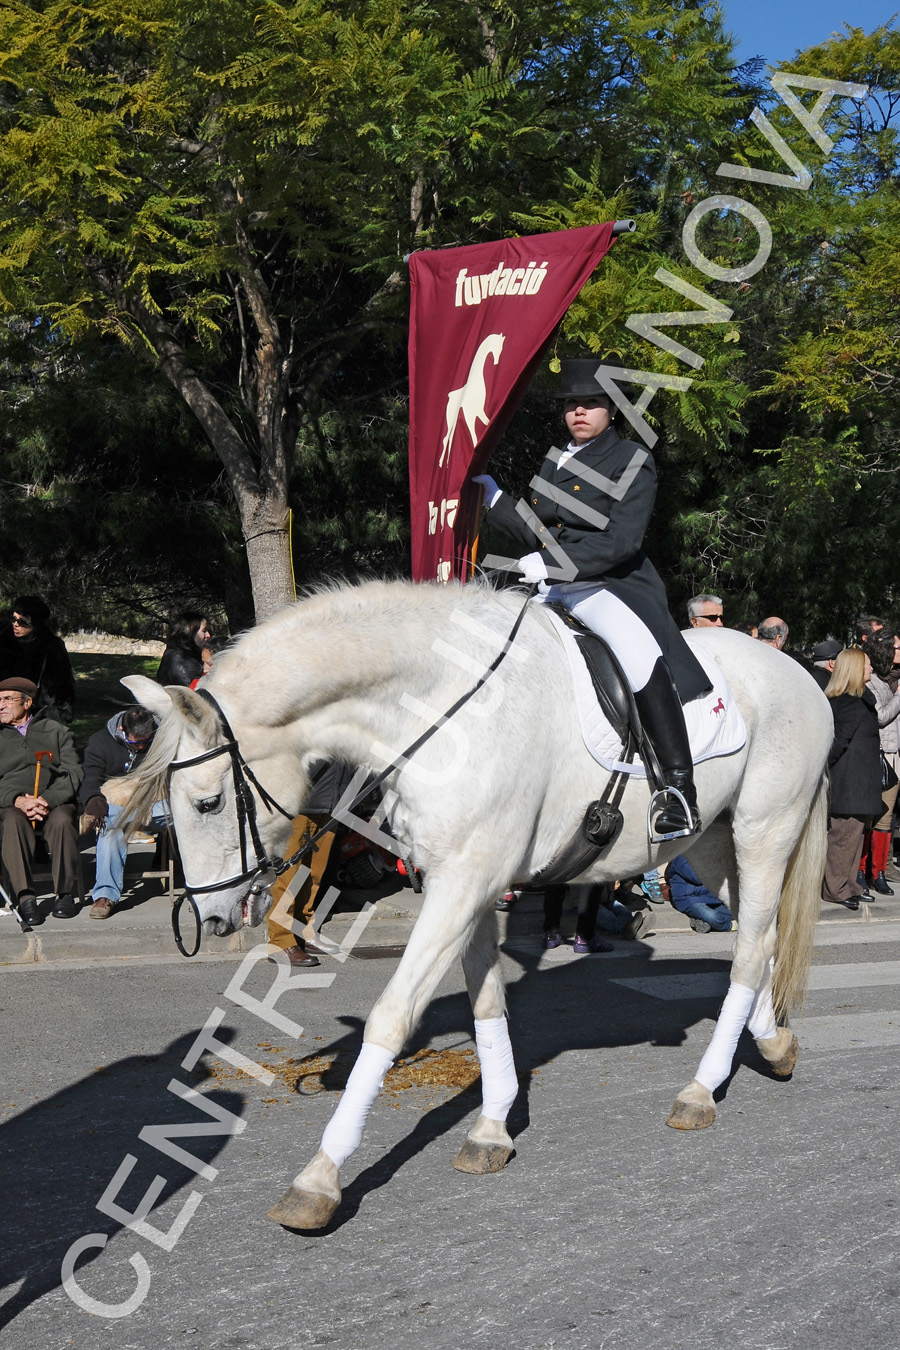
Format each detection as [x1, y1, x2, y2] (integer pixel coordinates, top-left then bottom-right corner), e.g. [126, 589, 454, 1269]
[472, 473, 500, 506]
[518, 551, 548, 583]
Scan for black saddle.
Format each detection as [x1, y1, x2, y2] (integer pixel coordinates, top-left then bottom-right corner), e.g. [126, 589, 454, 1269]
[543, 602, 633, 743]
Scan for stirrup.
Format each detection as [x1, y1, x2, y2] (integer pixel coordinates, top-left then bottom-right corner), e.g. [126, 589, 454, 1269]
[647, 785, 699, 844]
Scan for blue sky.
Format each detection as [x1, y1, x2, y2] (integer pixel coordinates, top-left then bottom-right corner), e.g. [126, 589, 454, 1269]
[722, 1, 897, 67]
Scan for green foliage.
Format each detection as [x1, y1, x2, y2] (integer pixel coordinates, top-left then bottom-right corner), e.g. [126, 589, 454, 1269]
[2, 4, 900, 642]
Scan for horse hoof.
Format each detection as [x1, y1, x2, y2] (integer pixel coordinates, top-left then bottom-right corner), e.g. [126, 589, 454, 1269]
[266, 1185, 339, 1230]
[452, 1139, 513, 1174]
[766, 1032, 800, 1078]
[666, 1097, 716, 1130]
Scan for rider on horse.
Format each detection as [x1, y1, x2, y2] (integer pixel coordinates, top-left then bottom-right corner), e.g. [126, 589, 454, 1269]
[473, 358, 711, 838]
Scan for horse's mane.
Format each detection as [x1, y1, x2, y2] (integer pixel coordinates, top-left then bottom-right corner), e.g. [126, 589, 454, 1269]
[116, 578, 533, 832]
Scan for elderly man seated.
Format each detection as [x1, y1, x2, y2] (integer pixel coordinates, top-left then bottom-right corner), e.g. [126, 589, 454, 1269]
[0, 676, 82, 923]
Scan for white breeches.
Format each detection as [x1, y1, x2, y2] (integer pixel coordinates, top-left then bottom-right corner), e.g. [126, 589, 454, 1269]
[542, 585, 662, 692]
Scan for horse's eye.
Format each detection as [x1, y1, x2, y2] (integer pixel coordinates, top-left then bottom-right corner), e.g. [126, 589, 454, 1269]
[195, 794, 223, 815]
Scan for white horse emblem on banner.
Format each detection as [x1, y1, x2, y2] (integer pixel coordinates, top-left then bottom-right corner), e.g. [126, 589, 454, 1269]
[438, 333, 505, 468]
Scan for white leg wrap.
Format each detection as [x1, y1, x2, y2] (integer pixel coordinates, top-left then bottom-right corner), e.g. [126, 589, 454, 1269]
[474, 1016, 518, 1122]
[695, 982, 754, 1093]
[747, 960, 777, 1041]
[320, 1042, 394, 1169]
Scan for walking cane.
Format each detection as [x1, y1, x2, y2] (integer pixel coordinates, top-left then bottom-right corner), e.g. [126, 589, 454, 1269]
[32, 750, 53, 829]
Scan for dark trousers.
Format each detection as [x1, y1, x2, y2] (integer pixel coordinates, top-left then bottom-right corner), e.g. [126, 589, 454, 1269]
[823, 814, 868, 905]
[543, 882, 611, 941]
[0, 804, 80, 898]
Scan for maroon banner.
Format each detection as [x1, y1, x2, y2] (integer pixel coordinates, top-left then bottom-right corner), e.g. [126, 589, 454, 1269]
[408, 223, 616, 583]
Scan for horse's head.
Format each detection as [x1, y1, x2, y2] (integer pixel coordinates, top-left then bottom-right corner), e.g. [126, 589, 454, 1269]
[113, 675, 308, 936]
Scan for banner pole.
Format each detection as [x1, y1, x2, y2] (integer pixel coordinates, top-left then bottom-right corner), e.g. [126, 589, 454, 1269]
[468, 483, 485, 579]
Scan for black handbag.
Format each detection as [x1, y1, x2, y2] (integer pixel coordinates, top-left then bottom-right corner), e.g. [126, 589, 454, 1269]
[881, 752, 898, 791]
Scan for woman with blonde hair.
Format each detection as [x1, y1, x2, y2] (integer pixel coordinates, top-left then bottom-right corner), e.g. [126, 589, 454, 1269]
[823, 647, 883, 909]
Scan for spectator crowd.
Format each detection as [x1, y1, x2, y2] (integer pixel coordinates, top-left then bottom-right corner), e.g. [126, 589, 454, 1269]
[0, 601, 215, 926]
[0, 590, 895, 951]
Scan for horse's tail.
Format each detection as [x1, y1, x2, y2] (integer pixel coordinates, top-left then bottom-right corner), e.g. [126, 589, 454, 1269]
[772, 771, 828, 1020]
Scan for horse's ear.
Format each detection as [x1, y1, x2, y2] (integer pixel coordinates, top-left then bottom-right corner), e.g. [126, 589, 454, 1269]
[164, 685, 220, 733]
[122, 675, 172, 719]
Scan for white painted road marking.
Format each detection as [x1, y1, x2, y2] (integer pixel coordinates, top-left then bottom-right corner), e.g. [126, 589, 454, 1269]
[611, 960, 900, 1001]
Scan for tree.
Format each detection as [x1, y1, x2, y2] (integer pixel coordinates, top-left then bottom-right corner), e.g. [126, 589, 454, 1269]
[0, 320, 250, 632]
[0, 0, 761, 619]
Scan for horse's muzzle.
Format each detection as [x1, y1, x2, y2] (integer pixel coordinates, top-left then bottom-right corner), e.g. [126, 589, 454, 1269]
[201, 884, 270, 936]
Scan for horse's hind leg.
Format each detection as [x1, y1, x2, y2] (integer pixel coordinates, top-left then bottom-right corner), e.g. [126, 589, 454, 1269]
[667, 946, 797, 1131]
[747, 958, 800, 1077]
[453, 909, 517, 1175]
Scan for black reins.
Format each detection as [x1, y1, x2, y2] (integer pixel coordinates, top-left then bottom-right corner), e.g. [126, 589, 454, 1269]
[167, 584, 538, 956]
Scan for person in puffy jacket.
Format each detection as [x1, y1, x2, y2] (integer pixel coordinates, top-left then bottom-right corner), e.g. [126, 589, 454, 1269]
[665, 854, 736, 933]
[823, 648, 882, 910]
[80, 705, 169, 919]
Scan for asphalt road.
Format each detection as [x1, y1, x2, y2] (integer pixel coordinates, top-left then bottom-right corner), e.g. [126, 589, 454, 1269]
[2, 921, 899, 1350]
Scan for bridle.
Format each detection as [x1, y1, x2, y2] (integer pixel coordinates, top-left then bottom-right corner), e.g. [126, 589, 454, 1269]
[167, 692, 297, 955]
[166, 587, 537, 956]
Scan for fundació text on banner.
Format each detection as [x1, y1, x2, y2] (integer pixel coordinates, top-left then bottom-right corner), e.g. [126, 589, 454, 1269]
[455, 260, 549, 306]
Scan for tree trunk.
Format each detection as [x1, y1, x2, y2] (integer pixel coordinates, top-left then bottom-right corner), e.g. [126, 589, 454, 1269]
[240, 495, 295, 620]
[130, 300, 295, 622]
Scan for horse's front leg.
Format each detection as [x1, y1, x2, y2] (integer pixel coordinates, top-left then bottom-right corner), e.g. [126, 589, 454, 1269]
[267, 873, 493, 1230]
[453, 908, 518, 1175]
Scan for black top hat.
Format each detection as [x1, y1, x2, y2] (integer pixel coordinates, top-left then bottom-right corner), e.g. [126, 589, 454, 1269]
[552, 359, 614, 399]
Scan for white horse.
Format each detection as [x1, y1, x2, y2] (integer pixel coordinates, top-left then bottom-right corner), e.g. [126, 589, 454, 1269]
[118, 580, 831, 1231]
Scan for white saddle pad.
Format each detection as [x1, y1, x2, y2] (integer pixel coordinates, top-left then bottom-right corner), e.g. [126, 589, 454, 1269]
[544, 610, 747, 777]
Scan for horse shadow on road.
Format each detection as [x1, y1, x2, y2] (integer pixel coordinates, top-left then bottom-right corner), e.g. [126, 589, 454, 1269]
[295, 937, 779, 1234]
[0, 1028, 245, 1332]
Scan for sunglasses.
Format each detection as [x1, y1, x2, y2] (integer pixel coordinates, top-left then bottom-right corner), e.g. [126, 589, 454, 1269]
[696, 613, 724, 623]
[11, 614, 33, 626]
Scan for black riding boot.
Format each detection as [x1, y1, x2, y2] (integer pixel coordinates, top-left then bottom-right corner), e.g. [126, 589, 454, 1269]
[633, 659, 701, 837]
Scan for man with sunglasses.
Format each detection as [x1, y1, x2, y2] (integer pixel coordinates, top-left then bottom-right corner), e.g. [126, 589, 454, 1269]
[687, 595, 724, 628]
[80, 705, 169, 919]
[0, 595, 76, 724]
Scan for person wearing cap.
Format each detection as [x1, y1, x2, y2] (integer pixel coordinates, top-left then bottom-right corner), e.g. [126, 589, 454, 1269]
[472, 358, 711, 837]
[0, 595, 76, 724]
[0, 676, 83, 923]
[811, 639, 842, 691]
